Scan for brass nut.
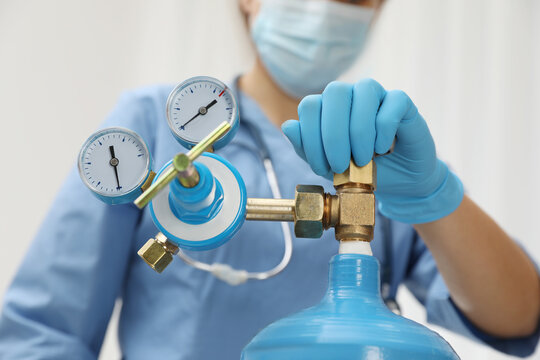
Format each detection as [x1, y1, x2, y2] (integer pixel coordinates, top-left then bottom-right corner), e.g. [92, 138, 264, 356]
[334, 160, 376, 189]
[294, 185, 325, 238]
[137, 238, 173, 273]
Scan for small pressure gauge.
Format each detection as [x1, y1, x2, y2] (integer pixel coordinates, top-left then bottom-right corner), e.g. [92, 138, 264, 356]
[78, 127, 152, 205]
[166, 76, 239, 150]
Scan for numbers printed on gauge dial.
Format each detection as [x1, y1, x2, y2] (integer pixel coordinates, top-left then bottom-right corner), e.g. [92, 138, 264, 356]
[78, 127, 150, 198]
[166, 76, 238, 147]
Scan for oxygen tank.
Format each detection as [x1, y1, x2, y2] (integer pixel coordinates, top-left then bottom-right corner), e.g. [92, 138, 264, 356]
[242, 254, 460, 360]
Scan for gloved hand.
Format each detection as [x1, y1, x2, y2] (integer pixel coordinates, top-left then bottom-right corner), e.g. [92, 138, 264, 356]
[282, 79, 464, 224]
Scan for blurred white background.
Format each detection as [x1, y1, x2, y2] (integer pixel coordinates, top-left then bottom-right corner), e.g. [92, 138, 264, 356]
[0, 0, 539, 359]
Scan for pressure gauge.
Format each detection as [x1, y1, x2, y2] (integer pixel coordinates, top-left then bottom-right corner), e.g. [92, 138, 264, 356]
[166, 76, 239, 150]
[78, 127, 152, 205]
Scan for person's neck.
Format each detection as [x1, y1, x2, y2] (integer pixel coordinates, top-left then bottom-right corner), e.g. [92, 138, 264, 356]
[238, 60, 300, 129]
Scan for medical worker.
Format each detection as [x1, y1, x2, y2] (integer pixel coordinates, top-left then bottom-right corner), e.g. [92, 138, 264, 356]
[1, 0, 539, 359]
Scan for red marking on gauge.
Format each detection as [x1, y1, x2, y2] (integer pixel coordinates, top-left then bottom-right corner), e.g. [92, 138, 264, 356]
[218, 89, 225, 97]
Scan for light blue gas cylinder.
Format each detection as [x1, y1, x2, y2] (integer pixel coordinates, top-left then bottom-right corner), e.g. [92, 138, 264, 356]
[242, 254, 460, 360]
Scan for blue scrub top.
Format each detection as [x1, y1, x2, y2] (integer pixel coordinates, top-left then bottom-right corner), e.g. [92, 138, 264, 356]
[0, 82, 538, 359]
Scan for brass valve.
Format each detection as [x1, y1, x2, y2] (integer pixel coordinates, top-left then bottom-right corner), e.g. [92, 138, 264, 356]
[246, 159, 377, 243]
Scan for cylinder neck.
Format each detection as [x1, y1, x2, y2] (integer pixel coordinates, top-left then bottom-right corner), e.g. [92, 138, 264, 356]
[325, 254, 383, 302]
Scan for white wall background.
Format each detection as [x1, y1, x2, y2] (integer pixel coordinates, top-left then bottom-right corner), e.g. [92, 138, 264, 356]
[0, 0, 538, 359]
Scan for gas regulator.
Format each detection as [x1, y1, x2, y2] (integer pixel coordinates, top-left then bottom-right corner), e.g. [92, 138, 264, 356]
[78, 76, 379, 275]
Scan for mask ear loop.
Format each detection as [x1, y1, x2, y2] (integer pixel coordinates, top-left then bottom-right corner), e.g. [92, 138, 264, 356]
[176, 157, 293, 286]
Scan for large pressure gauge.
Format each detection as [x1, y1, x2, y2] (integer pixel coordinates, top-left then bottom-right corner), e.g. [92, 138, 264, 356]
[166, 76, 239, 150]
[78, 127, 152, 204]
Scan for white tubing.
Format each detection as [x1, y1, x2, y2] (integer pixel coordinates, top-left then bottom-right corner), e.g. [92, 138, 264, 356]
[339, 240, 373, 256]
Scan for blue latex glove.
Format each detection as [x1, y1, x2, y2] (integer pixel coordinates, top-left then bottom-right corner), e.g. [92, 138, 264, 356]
[282, 79, 464, 224]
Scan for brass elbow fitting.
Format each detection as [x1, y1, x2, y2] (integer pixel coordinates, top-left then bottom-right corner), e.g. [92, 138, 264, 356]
[332, 160, 376, 242]
[295, 160, 376, 242]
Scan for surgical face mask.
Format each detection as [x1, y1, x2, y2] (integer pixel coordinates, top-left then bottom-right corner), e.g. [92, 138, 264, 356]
[251, 0, 375, 99]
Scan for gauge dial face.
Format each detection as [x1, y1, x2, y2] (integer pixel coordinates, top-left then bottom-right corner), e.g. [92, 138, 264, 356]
[78, 127, 150, 199]
[166, 76, 238, 147]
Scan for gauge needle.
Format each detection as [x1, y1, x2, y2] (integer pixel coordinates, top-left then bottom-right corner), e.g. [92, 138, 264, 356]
[109, 145, 121, 190]
[180, 99, 218, 130]
[205, 99, 217, 111]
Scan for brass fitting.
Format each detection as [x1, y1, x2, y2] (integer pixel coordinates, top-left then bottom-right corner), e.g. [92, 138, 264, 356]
[244, 160, 377, 243]
[333, 190, 375, 241]
[292, 161, 376, 241]
[333, 160, 376, 190]
[294, 185, 326, 238]
[140, 171, 157, 193]
[332, 160, 376, 242]
[137, 233, 179, 273]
